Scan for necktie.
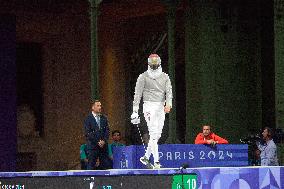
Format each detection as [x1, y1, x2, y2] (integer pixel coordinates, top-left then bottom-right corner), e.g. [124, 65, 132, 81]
[96, 115, 101, 129]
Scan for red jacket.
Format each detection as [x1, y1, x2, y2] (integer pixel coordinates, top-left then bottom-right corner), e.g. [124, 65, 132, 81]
[194, 132, 228, 144]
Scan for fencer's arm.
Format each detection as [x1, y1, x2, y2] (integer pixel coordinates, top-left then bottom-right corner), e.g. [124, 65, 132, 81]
[165, 74, 173, 108]
[133, 74, 145, 112]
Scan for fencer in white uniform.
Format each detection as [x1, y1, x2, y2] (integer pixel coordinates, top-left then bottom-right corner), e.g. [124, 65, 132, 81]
[131, 54, 173, 169]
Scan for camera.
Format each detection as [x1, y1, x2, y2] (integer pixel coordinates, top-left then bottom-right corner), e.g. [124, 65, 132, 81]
[240, 134, 262, 145]
[240, 132, 263, 166]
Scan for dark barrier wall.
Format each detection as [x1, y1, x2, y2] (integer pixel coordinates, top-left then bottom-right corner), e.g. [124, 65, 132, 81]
[0, 15, 16, 171]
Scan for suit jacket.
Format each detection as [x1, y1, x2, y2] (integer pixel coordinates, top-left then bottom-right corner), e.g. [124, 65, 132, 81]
[84, 113, 110, 147]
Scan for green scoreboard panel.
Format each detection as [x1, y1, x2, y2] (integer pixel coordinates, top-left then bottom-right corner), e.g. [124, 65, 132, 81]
[172, 174, 197, 189]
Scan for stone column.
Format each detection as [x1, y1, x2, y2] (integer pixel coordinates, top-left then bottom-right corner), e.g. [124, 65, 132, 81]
[89, 0, 102, 99]
[184, 4, 198, 143]
[275, 0, 284, 131]
[161, 0, 180, 143]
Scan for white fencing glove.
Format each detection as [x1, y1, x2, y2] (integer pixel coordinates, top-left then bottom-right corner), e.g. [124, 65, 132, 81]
[131, 112, 140, 124]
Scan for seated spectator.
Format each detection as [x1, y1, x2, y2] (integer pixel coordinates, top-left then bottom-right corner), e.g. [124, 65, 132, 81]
[108, 130, 125, 160]
[257, 127, 279, 166]
[195, 125, 228, 145]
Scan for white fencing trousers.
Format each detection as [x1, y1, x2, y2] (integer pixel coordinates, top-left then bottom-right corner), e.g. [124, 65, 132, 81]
[143, 101, 165, 163]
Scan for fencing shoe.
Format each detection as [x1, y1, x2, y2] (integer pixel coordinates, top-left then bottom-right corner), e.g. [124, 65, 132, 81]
[140, 156, 153, 169]
[153, 162, 162, 169]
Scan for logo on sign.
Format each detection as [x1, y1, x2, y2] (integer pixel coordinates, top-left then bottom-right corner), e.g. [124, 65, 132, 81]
[159, 150, 233, 160]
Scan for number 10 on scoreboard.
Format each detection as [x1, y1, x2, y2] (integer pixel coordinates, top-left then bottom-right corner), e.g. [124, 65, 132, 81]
[172, 174, 197, 189]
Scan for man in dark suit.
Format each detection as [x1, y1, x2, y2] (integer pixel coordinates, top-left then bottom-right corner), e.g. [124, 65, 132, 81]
[84, 100, 110, 170]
